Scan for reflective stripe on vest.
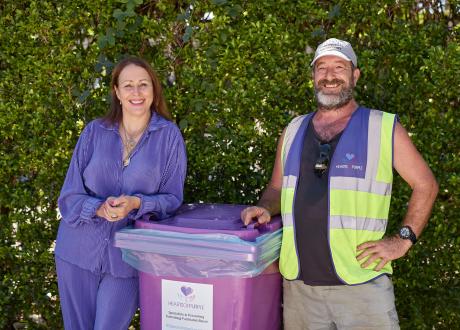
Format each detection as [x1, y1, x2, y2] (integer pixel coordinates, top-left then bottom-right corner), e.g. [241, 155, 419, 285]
[279, 114, 312, 279]
[280, 107, 396, 284]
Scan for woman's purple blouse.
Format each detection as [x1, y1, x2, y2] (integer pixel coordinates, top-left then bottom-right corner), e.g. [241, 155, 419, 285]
[55, 113, 187, 277]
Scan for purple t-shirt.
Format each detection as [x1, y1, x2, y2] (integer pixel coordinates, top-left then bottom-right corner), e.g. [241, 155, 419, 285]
[55, 113, 187, 277]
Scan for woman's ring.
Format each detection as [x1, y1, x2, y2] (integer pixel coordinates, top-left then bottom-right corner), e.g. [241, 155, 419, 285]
[111, 214, 117, 218]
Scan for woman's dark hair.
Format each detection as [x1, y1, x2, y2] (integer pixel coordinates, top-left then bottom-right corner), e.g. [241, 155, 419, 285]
[104, 56, 172, 123]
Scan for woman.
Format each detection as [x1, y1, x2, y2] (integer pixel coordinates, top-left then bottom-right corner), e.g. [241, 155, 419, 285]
[55, 57, 187, 329]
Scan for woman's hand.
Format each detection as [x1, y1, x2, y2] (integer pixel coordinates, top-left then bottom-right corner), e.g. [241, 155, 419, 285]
[96, 195, 141, 222]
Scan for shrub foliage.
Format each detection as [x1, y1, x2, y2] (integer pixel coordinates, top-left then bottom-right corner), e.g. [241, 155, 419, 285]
[0, 0, 459, 328]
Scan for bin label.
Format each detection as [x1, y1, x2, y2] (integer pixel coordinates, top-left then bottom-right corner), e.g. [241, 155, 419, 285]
[162, 279, 213, 330]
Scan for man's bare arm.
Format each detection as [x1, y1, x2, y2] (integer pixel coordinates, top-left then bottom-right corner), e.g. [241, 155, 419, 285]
[357, 122, 439, 270]
[241, 129, 285, 225]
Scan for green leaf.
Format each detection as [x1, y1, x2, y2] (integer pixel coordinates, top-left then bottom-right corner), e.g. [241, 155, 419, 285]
[77, 90, 90, 104]
[182, 25, 193, 43]
[113, 8, 125, 20]
[212, 0, 227, 6]
[97, 35, 107, 49]
[328, 4, 341, 19]
[227, 5, 242, 18]
[179, 119, 188, 129]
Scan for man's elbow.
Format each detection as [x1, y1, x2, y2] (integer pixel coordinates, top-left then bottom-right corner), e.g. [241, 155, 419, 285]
[430, 176, 439, 200]
[422, 172, 439, 202]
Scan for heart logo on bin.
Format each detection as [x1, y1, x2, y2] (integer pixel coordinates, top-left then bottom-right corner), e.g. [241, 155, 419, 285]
[181, 286, 193, 296]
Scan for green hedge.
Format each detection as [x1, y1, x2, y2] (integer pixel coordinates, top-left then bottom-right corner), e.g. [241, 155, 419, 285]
[1, 0, 458, 328]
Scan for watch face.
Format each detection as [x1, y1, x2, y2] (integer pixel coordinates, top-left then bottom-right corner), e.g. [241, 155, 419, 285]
[400, 227, 410, 238]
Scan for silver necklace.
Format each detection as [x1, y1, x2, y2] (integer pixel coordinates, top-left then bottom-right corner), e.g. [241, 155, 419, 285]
[121, 122, 148, 167]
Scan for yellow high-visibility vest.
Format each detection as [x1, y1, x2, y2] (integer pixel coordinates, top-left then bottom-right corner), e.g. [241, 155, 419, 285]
[280, 107, 396, 284]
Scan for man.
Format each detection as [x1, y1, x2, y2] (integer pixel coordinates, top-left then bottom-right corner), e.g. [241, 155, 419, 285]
[241, 38, 438, 329]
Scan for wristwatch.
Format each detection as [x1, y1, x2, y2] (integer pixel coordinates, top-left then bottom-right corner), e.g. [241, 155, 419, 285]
[398, 225, 417, 245]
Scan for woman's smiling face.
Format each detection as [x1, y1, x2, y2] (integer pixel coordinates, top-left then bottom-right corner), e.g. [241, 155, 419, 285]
[115, 64, 154, 118]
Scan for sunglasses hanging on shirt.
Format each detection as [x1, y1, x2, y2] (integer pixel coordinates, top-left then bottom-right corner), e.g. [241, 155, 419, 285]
[314, 143, 331, 177]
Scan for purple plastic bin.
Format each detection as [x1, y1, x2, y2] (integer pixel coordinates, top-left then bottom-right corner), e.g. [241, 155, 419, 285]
[134, 203, 282, 330]
[139, 264, 281, 330]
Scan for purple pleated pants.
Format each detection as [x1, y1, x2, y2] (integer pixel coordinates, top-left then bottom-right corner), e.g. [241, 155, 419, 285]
[55, 257, 139, 330]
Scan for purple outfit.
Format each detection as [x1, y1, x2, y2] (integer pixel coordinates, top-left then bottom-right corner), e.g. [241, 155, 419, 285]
[55, 256, 139, 330]
[55, 113, 186, 329]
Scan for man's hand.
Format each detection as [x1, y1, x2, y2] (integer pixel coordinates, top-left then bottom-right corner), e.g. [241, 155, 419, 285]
[241, 206, 272, 226]
[356, 235, 413, 271]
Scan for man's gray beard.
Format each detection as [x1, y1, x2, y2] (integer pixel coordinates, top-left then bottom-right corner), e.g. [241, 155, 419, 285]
[314, 85, 354, 110]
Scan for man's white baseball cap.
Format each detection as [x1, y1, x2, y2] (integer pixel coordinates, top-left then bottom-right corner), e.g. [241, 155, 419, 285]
[311, 38, 357, 67]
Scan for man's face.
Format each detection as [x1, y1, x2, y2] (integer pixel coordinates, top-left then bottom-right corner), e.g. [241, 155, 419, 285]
[313, 55, 360, 110]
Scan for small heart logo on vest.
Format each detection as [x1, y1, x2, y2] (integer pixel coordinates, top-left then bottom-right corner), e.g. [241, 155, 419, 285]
[345, 153, 355, 160]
